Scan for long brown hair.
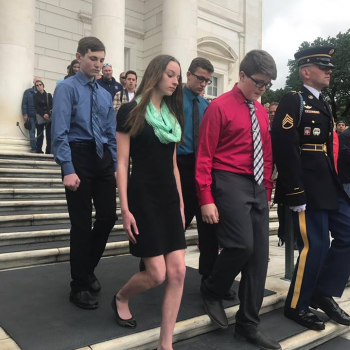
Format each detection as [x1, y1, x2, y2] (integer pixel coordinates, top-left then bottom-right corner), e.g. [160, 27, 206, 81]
[125, 55, 184, 139]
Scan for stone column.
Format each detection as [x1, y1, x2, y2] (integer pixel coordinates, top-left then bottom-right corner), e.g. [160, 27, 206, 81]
[0, 0, 36, 152]
[162, 0, 198, 79]
[92, 0, 125, 77]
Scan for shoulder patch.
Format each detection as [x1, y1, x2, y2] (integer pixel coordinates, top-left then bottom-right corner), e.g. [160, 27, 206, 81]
[282, 114, 294, 129]
[291, 91, 302, 95]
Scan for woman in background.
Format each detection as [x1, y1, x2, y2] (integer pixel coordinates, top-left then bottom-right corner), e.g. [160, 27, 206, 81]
[34, 80, 53, 154]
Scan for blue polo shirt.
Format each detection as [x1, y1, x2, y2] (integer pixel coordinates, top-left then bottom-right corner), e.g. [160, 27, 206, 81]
[52, 71, 117, 175]
[177, 86, 209, 155]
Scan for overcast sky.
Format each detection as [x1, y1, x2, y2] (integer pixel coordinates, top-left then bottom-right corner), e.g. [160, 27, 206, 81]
[262, 0, 350, 89]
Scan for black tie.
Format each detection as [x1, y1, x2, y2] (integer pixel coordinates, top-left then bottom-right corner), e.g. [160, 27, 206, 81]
[193, 97, 200, 157]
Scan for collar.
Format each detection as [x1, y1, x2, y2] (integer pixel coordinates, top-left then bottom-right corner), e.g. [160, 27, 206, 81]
[232, 83, 250, 105]
[76, 70, 98, 87]
[184, 85, 199, 101]
[102, 76, 116, 84]
[304, 84, 321, 99]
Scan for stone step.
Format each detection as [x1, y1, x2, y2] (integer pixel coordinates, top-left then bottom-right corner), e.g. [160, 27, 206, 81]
[0, 158, 59, 169]
[0, 167, 61, 178]
[172, 300, 350, 350]
[0, 230, 199, 270]
[0, 177, 62, 188]
[0, 198, 120, 212]
[0, 188, 66, 199]
[0, 209, 121, 228]
[0, 220, 277, 248]
[0, 151, 55, 162]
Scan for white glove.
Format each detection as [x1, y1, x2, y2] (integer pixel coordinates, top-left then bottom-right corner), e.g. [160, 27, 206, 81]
[289, 204, 306, 212]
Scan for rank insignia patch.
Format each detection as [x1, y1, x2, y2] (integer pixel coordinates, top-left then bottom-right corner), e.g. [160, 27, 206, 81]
[308, 95, 314, 99]
[282, 114, 294, 129]
[304, 127, 311, 135]
[313, 128, 321, 136]
[304, 105, 312, 109]
[305, 110, 320, 114]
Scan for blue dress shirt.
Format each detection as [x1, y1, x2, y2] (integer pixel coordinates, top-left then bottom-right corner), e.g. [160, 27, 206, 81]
[177, 86, 209, 155]
[52, 70, 117, 175]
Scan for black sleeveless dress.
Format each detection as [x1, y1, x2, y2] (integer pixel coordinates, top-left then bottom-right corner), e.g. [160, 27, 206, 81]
[116, 102, 186, 257]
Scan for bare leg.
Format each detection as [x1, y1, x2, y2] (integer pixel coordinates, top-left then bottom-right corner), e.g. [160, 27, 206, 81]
[158, 249, 186, 350]
[116, 255, 166, 319]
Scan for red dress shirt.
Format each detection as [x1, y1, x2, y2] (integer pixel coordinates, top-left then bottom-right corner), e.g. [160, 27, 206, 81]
[195, 84, 273, 206]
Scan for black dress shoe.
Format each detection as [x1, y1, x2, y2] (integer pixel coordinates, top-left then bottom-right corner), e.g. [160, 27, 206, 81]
[200, 285, 228, 329]
[111, 295, 137, 328]
[310, 294, 350, 326]
[235, 325, 281, 350]
[139, 258, 146, 272]
[69, 290, 98, 310]
[88, 273, 101, 294]
[284, 307, 325, 330]
[223, 288, 236, 300]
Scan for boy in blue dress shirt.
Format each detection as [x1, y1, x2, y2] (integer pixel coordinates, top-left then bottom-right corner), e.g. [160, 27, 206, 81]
[52, 37, 117, 309]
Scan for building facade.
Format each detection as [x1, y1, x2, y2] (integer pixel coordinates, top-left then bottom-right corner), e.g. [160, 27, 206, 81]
[0, 0, 262, 152]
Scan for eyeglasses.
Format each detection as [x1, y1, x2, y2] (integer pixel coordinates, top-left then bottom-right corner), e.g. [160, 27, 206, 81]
[120, 76, 126, 80]
[35, 83, 43, 87]
[102, 63, 112, 68]
[191, 73, 212, 85]
[246, 74, 272, 89]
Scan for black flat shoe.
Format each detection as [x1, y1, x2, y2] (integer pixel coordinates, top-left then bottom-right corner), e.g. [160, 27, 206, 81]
[223, 287, 236, 300]
[69, 290, 98, 310]
[111, 295, 137, 329]
[88, 273, 101, 295]
[284, 307, 325, 330]
[200, 285, 228, 329]
[310, 294, 350, 326]
[235, 324, 281, 350]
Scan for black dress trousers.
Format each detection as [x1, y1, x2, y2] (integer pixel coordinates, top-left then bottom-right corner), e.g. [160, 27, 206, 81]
[65, 143, 117, 291]
[177, 154, 218, 277]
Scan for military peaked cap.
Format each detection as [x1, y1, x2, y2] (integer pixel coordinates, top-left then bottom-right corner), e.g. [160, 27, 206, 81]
[294, 46, 335, 68]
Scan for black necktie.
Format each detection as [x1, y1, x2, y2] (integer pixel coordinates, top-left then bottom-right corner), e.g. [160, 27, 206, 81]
[193, 97, 200, 157]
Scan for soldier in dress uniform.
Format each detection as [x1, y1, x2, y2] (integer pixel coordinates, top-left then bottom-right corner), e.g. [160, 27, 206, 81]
[271, 47, 350, 330]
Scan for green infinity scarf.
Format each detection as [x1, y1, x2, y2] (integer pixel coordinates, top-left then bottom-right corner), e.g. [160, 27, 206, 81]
[136, 97, 182, 144]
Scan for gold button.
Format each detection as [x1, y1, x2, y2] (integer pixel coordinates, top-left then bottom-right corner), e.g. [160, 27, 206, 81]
[312, 120, 315, 123]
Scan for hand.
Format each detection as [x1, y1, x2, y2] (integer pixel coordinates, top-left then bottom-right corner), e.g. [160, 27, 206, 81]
[43, 114, 50, 120]
[180, 206, 185, 230]
[63, 173, 81, 191]
[122, 210, 139, 244]
[268, 201, 271, 210]
[289, 204, 306, 212]
[23, 115, 29, 121]
[201, 203, 219, 224]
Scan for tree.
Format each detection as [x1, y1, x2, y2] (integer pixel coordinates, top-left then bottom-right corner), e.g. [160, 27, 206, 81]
[285, 30, 350, 121]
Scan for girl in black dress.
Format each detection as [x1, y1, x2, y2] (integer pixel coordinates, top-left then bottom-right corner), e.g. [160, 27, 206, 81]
[114, 55, 186, 350]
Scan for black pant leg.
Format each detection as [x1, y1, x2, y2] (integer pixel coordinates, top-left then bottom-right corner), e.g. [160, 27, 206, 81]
[177, 154, 218, 277]
[196, 207, 218, 277]
[89, 149, 117, 273]
[235, 183, 269, 331]
[36, 123, 44, 152]
[177, 155, 197, 228]
[65, 147, 94, 291]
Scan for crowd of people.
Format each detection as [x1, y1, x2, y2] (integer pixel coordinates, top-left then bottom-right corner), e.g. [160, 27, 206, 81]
[20, 35, 350, 350]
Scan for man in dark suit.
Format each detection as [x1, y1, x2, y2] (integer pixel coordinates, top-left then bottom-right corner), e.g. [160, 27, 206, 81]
[271, 47, 350, 330]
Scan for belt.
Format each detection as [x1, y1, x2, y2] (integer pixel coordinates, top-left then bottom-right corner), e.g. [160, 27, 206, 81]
[300, 143, 327, 153]
[69, 141, 108, 150]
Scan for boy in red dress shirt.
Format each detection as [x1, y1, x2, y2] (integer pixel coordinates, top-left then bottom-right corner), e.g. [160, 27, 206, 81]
[195, 50, 280, 350]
